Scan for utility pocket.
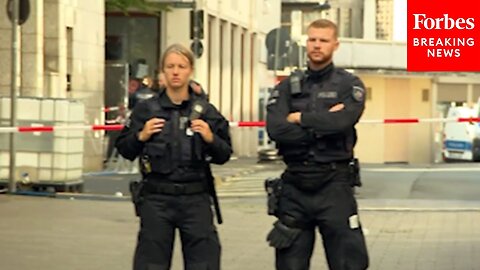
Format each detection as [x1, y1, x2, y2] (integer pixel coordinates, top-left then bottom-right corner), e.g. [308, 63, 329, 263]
[145, 143, 173, 174]
[149, 119, 172, 144]
[278, 143, 308, 158]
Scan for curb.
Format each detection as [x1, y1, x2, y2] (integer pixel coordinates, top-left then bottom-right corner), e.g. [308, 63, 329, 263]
[359, 206, 480, 212]
[4, 190, 131, 202]
[7, 191, 480, 212]
[220, 167, 259, 182]
[216, 162, 284, 183]
[357, 199, 480, 212]
[56, 192, 130, 202]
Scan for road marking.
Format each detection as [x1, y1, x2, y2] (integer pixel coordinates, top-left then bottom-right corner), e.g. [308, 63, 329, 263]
[364, 167, 480, 172]
[218, 191, 265, 198]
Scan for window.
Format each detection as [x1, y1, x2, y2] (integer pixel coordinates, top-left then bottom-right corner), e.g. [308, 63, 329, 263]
[376, 0, 394, 40]
[366, 87, 372, 101]
[106, 14, 160, 77]
[338, 8, 352, 38]
[66, 27, 73, 92]
[422, 89, 429, 102]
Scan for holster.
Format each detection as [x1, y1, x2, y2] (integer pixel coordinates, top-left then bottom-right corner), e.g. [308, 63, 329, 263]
[349, 158, 362, 187]
[264, 177, 282, 216]
[129, 179, 145, 217]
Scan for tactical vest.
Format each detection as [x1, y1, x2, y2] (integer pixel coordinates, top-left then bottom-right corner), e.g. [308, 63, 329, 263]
[142, 95, 207, 175]
[279, 69, 357, 164]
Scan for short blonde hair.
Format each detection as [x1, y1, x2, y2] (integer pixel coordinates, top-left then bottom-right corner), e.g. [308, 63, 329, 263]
[160, 43, 195, 71]
[307, 19, 338, 39]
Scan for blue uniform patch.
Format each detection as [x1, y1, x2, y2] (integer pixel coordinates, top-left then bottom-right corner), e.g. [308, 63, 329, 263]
[352, 86, 365, 102]
[267, 90, 280, 105]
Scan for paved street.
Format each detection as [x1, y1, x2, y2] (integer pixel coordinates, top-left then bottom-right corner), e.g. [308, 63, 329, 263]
[2, 158, 480, 269]
[2, 195, 480, 269]
[2, 0, 480, 269]
[83, 158, 480, 202]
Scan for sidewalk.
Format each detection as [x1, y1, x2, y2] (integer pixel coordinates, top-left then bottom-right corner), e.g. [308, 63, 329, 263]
[1, 195, 480, 270]
[4, 158, 480, 269]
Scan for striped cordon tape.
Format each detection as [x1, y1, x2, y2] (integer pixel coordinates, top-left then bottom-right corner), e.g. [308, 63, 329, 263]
[0, 117, 479, 133]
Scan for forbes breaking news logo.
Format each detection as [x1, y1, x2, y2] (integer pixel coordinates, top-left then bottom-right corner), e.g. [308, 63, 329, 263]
[412, 14, 475, 58]
[407, 0, 480, 71]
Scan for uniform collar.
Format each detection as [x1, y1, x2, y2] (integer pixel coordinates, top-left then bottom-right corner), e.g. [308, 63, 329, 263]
[306, 63, 334, 80]
[158, 87, 195, 109]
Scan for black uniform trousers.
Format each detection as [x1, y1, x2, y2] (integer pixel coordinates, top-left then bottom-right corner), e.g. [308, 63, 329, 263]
[133, 192, 220, 270]
[276, 168, 369, 270]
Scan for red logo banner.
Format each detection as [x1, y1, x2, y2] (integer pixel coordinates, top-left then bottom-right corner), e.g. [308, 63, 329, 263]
[407, 0, 480, 71]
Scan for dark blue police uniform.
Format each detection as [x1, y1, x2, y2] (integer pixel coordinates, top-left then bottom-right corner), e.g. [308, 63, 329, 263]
[116, 87, 231, 270]
[128, 85, 157, 110]
[266, 63, 369, 270]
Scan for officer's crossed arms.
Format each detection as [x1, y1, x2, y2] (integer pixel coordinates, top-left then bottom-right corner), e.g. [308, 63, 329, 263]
[286, 102, 345, 124]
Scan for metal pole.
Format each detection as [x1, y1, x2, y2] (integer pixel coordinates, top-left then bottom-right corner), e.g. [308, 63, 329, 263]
[267, 27, 282, 149]
[273, 28, 281, 72]
[192, 0, 199, 57]
[192, 0, 199, 78]
[9, 0, 20, 193]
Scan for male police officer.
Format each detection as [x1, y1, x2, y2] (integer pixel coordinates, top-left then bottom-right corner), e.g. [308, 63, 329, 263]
[266, 19, 369, 270]
[128, 76, 157, 110]
[116, 43, 231, 270]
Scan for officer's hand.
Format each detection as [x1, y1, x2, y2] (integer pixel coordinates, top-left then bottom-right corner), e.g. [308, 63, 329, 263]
[190, 119, 214, 143]
[287, 112, 301, 124]
[329, 103, 345, 112]
[138, 118, 165, 142]
[190, 81, 203, 95]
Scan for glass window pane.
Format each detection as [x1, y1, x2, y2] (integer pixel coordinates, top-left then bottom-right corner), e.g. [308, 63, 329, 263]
[106, 15, 159, 77]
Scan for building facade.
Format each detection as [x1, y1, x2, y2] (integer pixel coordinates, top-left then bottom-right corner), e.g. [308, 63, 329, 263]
[0, 0, 105, 171]
[281, 0, 480, 164]
[2, 0, 478, 172]
[1, 0, 281, 173]
[106, 0, 281, 158]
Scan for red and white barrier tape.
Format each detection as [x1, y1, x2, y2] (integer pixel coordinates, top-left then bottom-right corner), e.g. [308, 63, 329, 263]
[358, 117, 480, 125]
[228, 117, 480, 126]
[0, 125, 124, 133]
[103, 106, 123, 113]
[1, 118, 479, 133]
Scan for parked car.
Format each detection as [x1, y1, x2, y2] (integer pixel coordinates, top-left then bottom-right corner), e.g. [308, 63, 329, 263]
[258, 147, 282, 162]
[442, 104, 480, 162]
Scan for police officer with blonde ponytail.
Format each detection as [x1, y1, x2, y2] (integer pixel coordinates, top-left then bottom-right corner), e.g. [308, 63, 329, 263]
[116, 43, 231, 270]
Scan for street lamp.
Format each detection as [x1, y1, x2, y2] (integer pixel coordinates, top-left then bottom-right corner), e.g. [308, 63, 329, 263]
[190, 0, 203, 59]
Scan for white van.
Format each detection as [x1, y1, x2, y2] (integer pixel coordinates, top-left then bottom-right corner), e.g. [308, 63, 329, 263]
[442, 104, 480, 162]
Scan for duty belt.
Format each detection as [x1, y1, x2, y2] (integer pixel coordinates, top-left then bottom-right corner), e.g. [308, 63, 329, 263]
[145, 182, 206, 195]
[287, 160, 351, 170]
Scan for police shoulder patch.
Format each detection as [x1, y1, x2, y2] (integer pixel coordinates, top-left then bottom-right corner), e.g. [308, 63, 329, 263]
[352, 86, 365, 102]
[270, 89, 280, 98]
[125, 118, 131, 128]
[267, 89, 280, 106]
